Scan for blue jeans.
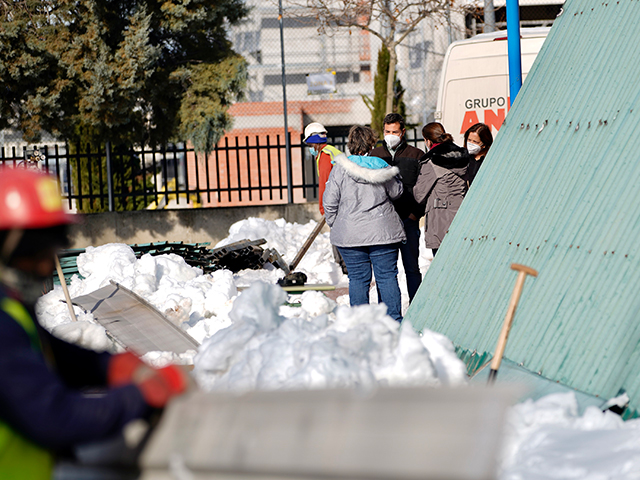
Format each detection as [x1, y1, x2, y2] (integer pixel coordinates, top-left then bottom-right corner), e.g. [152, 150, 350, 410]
[400, 217, 422, 302]
[337, 244, 403, 322]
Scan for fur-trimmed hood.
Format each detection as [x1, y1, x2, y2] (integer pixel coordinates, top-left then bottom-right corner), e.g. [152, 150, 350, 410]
[334, 153, 400, 184]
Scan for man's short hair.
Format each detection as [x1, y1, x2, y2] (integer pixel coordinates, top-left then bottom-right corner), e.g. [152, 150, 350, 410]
[383, 113, 405, 130]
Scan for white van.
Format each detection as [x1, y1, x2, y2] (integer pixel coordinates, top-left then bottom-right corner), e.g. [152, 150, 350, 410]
[434, 27, 550, 145]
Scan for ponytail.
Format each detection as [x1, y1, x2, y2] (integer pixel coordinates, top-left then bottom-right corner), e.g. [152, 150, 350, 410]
[422, 122, 453, 144]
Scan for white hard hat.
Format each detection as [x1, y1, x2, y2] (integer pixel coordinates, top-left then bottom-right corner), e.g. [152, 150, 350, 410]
[303, 122, 328, 143]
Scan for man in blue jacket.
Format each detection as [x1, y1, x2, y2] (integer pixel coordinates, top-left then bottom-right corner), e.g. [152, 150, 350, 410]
[0, 168, 187, 479]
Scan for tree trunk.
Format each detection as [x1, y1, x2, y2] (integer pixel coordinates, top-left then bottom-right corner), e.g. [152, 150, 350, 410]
[385, 45, 397, 115]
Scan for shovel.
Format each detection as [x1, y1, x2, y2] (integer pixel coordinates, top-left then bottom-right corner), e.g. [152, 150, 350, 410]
[488, 263, 537, 385]
[278, 217, 326, 287]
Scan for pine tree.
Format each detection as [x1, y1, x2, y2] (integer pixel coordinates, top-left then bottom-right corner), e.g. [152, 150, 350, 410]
[363, 47, 407, 138]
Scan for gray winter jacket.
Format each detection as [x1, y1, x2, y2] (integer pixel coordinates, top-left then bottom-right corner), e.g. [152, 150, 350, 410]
[323, 154, 406, 248]
[413, 142, 469, 249]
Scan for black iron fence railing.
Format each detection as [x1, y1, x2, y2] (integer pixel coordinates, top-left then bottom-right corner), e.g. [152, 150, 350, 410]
[0, 128, 424, 212]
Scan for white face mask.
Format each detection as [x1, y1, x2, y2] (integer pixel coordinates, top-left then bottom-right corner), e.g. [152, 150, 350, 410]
[467, 143, 482, 155]
[384, 134, 401, 149]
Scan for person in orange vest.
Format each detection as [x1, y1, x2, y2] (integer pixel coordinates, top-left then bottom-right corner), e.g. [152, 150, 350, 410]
[304, 122, 348, 274]
[304, 122, 343, 216]
[0, 168, 188, 479]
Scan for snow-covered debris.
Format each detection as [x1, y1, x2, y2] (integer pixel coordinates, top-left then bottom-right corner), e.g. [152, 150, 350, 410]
[37, 243, 237, 352]
[193, 282, 466, 392]
[216, 217, 345, 286]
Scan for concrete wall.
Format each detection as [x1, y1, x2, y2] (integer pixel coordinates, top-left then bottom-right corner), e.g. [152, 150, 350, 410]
[69, 203, 322, 249]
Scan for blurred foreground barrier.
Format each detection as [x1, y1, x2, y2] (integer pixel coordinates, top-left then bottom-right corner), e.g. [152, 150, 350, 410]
[140, 386, 519, 480]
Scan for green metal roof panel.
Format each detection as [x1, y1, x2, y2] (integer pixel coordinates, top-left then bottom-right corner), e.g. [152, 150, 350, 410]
[405, 0, 640, 411]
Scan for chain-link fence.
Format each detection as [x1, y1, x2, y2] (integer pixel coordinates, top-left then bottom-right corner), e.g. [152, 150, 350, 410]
[230, 0, 565, 135]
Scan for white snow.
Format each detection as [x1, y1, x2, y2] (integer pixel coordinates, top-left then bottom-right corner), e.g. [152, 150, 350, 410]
[193, 281, 466, 392]
[33, 216, 640, 479]
[500, 393, 640, 480]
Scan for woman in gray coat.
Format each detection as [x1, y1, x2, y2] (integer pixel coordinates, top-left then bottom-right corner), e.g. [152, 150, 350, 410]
[414, 122, 470, 256]
[323, 125, 406, 322]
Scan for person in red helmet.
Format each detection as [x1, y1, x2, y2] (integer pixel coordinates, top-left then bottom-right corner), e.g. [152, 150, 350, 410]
[0, 168, 187, 479]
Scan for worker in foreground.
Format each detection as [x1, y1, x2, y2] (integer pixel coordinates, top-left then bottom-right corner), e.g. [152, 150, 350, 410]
[0, 168, 187, 479]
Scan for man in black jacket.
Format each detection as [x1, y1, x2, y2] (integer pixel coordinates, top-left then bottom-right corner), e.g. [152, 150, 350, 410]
[370, 113, 424, 303]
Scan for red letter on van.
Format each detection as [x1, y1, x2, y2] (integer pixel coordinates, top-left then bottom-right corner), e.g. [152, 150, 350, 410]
[460, 110, 480, 134]
[484, 108, 505, 132]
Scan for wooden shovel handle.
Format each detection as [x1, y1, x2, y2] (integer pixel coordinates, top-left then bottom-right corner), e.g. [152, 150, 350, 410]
[489, 263, 538, 379]
[511, 263, 538, 277]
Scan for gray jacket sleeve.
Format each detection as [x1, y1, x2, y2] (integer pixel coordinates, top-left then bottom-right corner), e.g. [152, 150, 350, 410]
[322, 168, 341, 228]
[385, 177, 404, 201]
[413, 162, 437, 206]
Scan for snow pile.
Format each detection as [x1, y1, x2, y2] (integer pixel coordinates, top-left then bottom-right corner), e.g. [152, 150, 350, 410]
[193, 282, 467, 392]
[500, 392, 640, 479]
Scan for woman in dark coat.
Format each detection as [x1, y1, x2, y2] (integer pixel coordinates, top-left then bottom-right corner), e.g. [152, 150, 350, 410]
[464, 122, 494, 187]
[413, 122, 470, 256]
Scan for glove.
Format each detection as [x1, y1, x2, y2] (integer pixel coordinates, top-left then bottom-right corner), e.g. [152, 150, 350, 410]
[108, 352, 187, 408]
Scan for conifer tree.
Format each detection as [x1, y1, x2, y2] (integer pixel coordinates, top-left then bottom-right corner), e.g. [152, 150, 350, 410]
[363, 47, 407, 138]
[0, 0, 248, 152]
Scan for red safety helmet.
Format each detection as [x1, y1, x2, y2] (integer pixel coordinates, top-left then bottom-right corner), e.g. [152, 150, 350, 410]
[0, 167, 77, 230]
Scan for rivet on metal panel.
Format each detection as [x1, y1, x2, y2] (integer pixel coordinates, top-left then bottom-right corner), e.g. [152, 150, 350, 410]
[509, 242, 512, 245]
[493, 237, 496, 241]
[612, 251, 615, 254]
[526, 248, 528, 251]
[588, 122, 591, 128]
[537, 370, 542, 375]
[604, 251, 607, 255]
[569, 244, 572, 248]
[555, 244, 558, 248]
[625, 254, 628, 258]
[599, 119, 603, 125]
[575, 123, 580, 131]
[526, 124, 530, 130]
[604, 120, 608, 125]
[544, 120, 548, 126]
[517, 244, 520, 247]
[577, 246, 580, 249]
[589, 250, 592, 253]
[520, 124, 524, 129]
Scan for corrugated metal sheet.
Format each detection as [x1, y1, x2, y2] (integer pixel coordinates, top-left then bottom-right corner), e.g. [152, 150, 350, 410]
[405, 0, 640, 411]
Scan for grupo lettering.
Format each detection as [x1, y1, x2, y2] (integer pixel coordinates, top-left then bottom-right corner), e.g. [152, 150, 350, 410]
[464, 97, 507, 110]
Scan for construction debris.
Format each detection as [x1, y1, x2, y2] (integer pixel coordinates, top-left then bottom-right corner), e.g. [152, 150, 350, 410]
[72, 280, 200, 356]
[56, 239, 291, 285]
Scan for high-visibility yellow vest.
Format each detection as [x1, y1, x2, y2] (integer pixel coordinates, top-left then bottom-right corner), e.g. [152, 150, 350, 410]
[316, 144, 342, 175]
[0, 297, 54, 480]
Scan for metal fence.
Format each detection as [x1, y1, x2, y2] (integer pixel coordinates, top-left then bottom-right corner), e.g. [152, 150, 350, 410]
[0, 130, 425, 212]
